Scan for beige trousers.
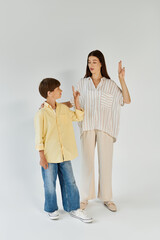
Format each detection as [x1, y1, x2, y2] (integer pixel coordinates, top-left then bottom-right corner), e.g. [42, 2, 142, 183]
[80, 130, 113, 202]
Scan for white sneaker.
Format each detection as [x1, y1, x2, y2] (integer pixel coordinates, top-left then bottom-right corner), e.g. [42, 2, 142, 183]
[69, 209, 93, 223]
[47, 210, 59, 220]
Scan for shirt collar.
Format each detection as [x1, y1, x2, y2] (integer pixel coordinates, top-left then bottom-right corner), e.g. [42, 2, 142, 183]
[88, 76, 104, 81]
[44, 101, 57, 109]
[88, 76, 105, 89]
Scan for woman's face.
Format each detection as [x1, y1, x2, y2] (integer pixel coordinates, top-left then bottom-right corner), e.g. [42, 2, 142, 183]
[88, 56, 102, 75]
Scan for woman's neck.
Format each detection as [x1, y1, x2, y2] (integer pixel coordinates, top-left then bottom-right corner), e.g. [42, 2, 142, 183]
[91, 72, 102, 82]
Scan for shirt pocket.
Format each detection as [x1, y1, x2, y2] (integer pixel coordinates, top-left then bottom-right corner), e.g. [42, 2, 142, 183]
[58, 114, 68, 124]
[101, 92, 113, 109]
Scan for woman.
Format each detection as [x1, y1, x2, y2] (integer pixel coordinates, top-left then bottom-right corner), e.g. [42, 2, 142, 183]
[64, 50, 131, 212]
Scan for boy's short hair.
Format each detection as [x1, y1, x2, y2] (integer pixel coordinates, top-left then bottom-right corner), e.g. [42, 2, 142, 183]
[39, 78, 60, 98]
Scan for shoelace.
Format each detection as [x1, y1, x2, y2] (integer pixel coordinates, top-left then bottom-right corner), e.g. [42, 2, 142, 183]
[75, 209, 88, 218]
[49, 211, 58, 216]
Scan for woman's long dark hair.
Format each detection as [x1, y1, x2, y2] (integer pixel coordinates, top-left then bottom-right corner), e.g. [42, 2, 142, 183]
[84, 50, 110, 79]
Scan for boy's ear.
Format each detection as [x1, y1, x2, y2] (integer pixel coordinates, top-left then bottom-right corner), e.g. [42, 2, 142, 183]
[47, 91, 50, 97]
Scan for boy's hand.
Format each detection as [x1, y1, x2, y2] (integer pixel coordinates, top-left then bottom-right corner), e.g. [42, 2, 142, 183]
[40, 158, 48, 169]
[72, 86, 81, 110]
[39, 151, 48, 169]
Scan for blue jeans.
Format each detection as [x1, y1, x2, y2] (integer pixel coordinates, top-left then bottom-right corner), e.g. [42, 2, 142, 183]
[41, 161, 80, 213]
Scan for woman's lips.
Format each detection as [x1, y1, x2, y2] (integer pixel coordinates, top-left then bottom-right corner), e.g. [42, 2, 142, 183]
[90, 68, 94, 71]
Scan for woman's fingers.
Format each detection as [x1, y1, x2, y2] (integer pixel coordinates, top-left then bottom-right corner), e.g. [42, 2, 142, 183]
[76, 91, 80, 96]
[72, 86, 76, 97]
[72, 86, 80, 97]
[72, 86, 75, 93]
[122, 67, 125, 76]
[118, 60, 125, 78]
[118, 60, 122, 73]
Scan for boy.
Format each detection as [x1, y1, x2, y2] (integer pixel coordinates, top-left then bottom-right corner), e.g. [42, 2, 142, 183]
[34, 78, 92, 223]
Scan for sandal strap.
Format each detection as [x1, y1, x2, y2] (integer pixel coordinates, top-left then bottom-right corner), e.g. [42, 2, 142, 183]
[105, 201, 115, 206]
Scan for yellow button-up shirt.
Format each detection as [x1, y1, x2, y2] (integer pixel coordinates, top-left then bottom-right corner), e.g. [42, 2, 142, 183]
[34, 102, 84, 163]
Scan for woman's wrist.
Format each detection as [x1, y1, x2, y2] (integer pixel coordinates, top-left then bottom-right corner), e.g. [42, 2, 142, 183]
[118, 75, 125, 81]
[119, 77, 126, 86]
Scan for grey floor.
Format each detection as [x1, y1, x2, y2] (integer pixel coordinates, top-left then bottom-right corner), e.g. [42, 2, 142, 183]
[1, 188, 159, 240]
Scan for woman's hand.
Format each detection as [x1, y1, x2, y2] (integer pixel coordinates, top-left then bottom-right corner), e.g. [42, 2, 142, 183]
[118, 60, 125, 81]
[118, 60, 131, 104]
[39, 103, 44, 109]
[72, 86, 80, 99]
[72, 86, 81, 110]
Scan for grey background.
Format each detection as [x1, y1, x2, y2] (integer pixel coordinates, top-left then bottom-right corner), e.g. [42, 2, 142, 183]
[0, 0, 160, 239]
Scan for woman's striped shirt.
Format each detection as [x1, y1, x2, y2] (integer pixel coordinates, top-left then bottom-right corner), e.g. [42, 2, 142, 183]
[70, 77, 124, 142]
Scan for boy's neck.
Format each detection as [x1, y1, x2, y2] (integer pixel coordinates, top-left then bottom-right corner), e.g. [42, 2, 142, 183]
[46, 98, 56, 109]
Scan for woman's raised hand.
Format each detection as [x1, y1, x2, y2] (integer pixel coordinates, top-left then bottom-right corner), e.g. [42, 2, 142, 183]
[118, 60, 125, 80]
[72, 86, 81, 110]
[72, 86, 80, 99]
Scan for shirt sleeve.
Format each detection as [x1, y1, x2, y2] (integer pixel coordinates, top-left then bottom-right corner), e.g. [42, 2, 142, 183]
[34, 110, 45, 150]
[117, 86, 124, 106]
[68, 108, 84, 122]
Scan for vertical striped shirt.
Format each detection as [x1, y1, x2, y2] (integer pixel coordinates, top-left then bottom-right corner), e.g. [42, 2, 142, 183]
[70, 77, 124, 142]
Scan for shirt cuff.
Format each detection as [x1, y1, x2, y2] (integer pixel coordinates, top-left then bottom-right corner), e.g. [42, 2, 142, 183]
[75, 108, 84, 120]
[35, 143, 44, 151]
[75, 108, 84, 113]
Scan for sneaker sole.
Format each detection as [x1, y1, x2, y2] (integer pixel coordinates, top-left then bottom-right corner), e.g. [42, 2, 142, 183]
[44, 211, 59, 220]
[49, 215, 59, 220]
[70, 213, 93, 223]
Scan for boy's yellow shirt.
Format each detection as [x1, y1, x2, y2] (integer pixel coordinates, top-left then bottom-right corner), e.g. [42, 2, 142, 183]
[34, 102, 84, 163]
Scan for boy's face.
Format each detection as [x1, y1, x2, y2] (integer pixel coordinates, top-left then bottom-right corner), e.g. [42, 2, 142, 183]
[48, 86, 62, 100]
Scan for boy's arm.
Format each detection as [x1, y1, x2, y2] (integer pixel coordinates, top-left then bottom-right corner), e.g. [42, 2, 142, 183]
[34, 111, 45, 151]
[68, 108, 84, 122]
[62, 101, 73, 108]
[34, 111, 48, 169]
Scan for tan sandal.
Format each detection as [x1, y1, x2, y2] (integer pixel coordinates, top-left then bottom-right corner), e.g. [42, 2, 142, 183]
[104, 201, 117, 212]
